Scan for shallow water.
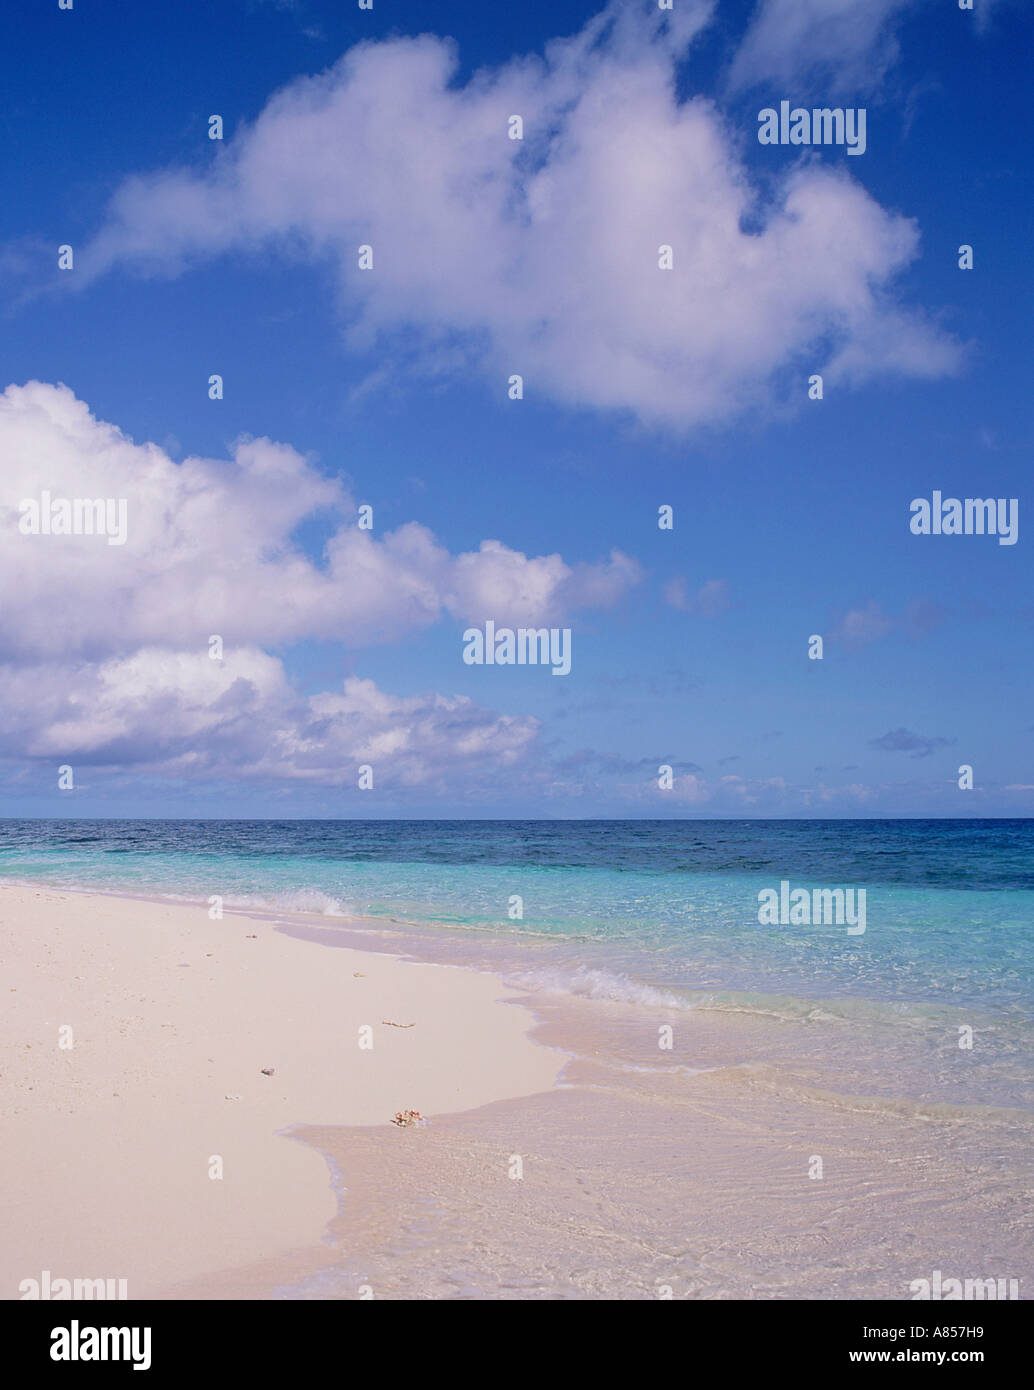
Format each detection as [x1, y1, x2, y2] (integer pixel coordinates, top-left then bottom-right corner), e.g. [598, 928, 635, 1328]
[2, 818, 1032, 1113]
[7, 818, 1030, 1300]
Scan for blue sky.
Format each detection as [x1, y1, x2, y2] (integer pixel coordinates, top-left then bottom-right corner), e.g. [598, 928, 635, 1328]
[0, 0, 1030, 817]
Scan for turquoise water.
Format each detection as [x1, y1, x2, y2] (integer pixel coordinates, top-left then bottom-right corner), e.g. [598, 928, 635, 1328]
[2, 818, 1031, 1001]
[2, 818, 1032, 1109]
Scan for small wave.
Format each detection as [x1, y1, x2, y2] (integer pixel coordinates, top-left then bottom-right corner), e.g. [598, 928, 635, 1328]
[87, 885, 357, 919]
[220, 889, 354, 918]
[503, 964, 692, 1011]
[498, 959, 990, 1036]
[0, 874, 354, 918]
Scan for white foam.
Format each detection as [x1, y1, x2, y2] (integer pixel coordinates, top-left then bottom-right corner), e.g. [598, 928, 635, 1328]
[221, 888, 353, 918]
[503, 963, 692, 1011]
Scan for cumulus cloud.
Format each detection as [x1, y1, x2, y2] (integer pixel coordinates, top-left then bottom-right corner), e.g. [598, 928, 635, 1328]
[65, 0, 959, 429]
[0, 648, 539, 789]
[0, 380, 641, 791]
[0, 381, 640, 662]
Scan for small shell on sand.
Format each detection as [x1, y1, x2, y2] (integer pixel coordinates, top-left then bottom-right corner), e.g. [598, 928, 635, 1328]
[391, 1109, 423, 1128]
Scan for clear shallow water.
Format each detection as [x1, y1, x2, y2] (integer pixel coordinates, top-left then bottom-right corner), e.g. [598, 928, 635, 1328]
[2, 818, 1032, 1110]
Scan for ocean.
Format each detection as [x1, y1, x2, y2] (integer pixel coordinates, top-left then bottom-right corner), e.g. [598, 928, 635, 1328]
[2, 818, 1032, 1114]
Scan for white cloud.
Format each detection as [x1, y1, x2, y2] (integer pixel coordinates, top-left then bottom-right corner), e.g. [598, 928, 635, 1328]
[0, 380, 638, 790]
[829, 600, 895, 646]
[728, 0, 1013, 94]
[827, 596, 949, 646]
[0, 648, 540, 790]
[71, 0, 960, 429]
[728, 0, 919, 93]
[0, 381, 640, 662]
[618, 768, 884, 812]
[665, 576, 731, 617]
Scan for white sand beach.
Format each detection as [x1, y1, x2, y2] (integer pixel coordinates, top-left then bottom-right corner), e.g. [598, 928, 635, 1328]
[0, 884, 560, 1298]
[4, 882, 1032, 1301]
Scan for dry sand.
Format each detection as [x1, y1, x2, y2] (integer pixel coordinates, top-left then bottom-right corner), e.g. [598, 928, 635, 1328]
[0, 884, 561, 1298]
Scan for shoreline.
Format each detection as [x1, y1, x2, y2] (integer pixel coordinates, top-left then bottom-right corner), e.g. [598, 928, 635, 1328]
[4, 880, 1032, 1300]
[0, 883, 562, 1299]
